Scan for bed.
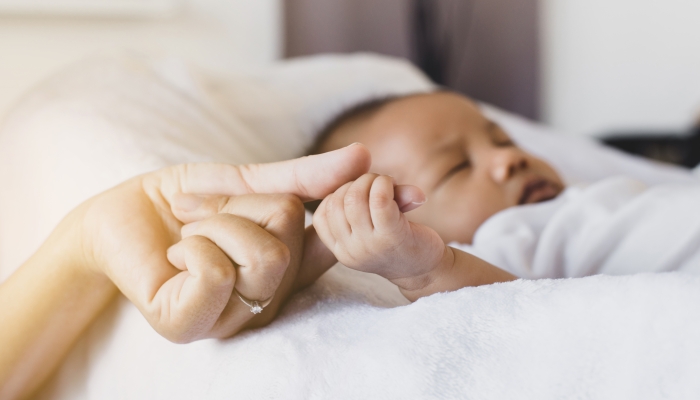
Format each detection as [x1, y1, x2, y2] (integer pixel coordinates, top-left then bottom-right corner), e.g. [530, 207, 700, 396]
[1, 54, 699, 399]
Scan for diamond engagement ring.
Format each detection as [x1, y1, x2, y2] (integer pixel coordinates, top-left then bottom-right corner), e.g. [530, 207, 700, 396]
[234, 289, 274, 314]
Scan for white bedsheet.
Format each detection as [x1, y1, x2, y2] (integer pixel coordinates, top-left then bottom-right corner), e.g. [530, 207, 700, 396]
[1, 54, 699, 399]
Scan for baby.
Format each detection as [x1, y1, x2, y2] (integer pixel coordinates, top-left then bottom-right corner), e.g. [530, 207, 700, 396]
[310, 91, 565, 301]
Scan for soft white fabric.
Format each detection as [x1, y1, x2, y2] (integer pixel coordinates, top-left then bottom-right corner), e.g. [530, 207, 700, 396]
[452, 177, 700, 279]
[1, 53, 699, 399]
[43, 268, 700, 399]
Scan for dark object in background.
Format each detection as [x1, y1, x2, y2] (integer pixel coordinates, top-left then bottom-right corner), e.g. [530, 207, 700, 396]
[602, 127, 700, 168]
[412, 0, 473, 86]
[284, 0, 540, 120]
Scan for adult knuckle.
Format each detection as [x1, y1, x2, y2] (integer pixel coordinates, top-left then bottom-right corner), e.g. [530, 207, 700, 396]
[187, 234, 210, 246]
[172, 163, 190, 187]
[208, 260, 235, 287]
[189, 235, 235, 286]
[253, 239, 291, 275]
[275, 193, 304, 217]
[267, 241, 292, 273]
[262, 194, 304, 228]
[209, 213, 236, 230]
[292, 160, 313, 199]
[234, 163, 257, 193]
[214, 196, 231, 213]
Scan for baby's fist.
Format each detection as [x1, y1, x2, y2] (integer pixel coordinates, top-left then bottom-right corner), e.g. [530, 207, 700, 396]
[313, 174, 444, 282]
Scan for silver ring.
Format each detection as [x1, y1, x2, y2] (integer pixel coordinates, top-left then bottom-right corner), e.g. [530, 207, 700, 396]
[234, 289, 274, 314]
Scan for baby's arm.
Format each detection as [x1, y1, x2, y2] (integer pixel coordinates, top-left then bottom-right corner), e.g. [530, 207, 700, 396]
[313, 174, 516, 302]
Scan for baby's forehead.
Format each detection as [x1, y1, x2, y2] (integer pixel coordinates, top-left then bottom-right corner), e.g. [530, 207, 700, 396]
[364, 94, 488, 148]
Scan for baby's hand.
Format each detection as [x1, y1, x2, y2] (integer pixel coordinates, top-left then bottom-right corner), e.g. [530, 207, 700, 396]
[313, 173, 447, 287]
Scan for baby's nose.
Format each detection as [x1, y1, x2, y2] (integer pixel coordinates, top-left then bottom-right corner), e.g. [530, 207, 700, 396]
[491, 150, 528, 182]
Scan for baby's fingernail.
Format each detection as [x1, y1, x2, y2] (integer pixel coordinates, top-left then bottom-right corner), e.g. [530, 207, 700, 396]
[412, 199, 427, 205]
[387, 175, 398, 185]
[173, 194, 205, 212]
[347, 142, 360, 147]
[181, 221, 200, 237]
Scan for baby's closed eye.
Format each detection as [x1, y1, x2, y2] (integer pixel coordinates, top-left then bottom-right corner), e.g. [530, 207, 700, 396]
[441, 160, 471, 184]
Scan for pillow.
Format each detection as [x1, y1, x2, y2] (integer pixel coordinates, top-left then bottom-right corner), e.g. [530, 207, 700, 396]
[194, 53, 696, 186]
[0, 53, 436, 279]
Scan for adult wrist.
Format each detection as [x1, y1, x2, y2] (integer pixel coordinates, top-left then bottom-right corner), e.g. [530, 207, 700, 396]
[44, 204, 113, 286]
[0, 210, 117, 398]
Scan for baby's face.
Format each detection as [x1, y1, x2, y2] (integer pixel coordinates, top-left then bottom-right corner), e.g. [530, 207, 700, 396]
[322, 92, 564, 244]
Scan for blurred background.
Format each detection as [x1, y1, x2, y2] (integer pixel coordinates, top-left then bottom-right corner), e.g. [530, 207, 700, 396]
[1, 0, 700, 163]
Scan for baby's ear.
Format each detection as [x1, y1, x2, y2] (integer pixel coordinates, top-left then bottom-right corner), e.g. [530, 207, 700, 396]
[394, 185, 427, 213]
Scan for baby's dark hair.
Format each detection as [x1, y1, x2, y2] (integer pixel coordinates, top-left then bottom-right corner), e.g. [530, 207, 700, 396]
[304, 96, 400, 212]
[308, 96, 401, 156]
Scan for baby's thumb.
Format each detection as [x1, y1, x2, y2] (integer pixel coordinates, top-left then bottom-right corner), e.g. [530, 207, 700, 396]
[394, 185, 427, 213]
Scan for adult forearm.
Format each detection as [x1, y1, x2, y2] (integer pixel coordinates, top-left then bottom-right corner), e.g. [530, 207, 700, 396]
[396, 246, 516, 302]
[0, 216, 117, 399]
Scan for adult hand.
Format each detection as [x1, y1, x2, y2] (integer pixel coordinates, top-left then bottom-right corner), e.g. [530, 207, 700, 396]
[79, 144, 371, 342]
[1, 144, 371, 398]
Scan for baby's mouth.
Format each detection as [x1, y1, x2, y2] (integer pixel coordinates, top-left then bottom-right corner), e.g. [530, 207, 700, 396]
[518, 178, 561, 205]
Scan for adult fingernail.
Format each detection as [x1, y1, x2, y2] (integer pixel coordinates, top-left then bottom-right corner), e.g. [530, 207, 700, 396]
[181, 221, 200, 237]
[387, 175, 398, 185]
[347, 142, 360, 147]
[173, 194, 205, 212]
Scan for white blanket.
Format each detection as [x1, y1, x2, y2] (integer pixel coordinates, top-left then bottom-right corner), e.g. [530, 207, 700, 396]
[454, 177, 700, 279]
[1, 54, 700, 399]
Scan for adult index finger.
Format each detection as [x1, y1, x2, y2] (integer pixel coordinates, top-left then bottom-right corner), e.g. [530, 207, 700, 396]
[158, 143, 371, 202]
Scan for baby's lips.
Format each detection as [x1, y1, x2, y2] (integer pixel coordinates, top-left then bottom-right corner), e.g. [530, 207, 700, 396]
[394, 185, 427, 213]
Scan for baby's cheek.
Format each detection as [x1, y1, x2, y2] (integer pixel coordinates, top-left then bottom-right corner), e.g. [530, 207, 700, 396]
[404, 202, 431, 227]
[442, 215, 481, 244]
[405, 204, 448, 241]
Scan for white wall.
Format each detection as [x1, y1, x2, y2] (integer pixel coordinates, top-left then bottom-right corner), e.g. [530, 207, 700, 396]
[0, 0, 282, 120]
[540, 0, 700, 136]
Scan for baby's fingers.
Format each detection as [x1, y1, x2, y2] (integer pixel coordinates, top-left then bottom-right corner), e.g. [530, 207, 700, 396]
[369, 176, 403, 233]
[312, 197, 335, 249]
[325, 182, 353, 240]
[312, 181, 352, 248]
[344, 174, 377, 231]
